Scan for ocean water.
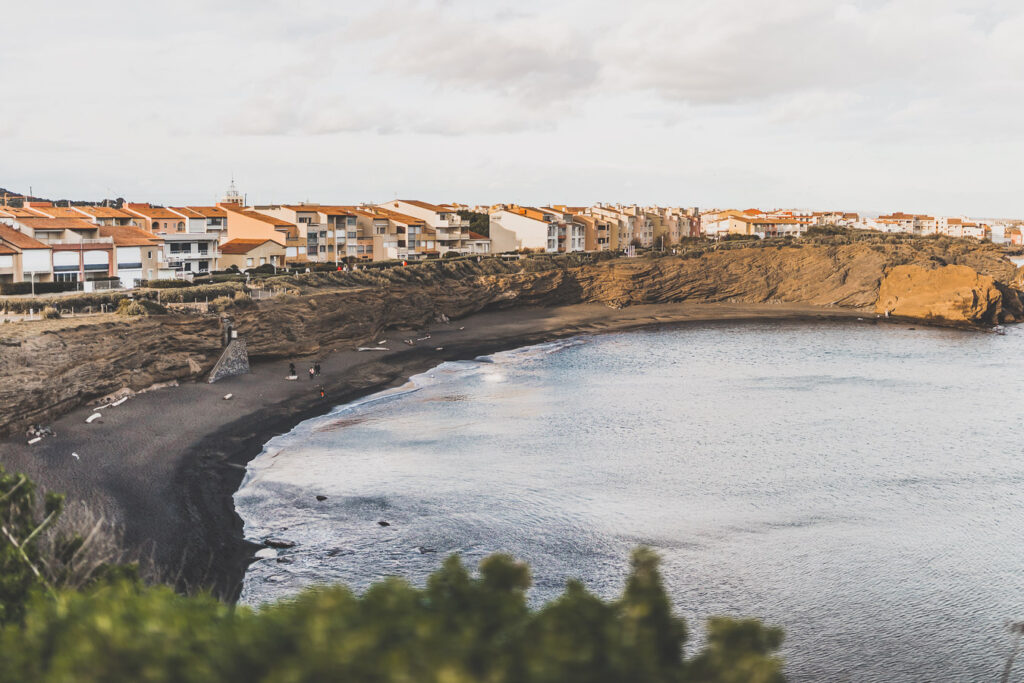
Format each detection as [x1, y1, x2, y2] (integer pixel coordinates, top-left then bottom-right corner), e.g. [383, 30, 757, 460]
[235, 320, 1024, 681]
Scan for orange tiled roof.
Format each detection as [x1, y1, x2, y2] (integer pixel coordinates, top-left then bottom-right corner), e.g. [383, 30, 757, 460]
[220, 238, 281, 254]
[97, 225, 162, 246]
[124, 204, 183, 220]
[33, 206, 86, 219]
[372, 206, 426, 225]
[0, 206, 46, 218]
[183, 206, 228, 218]
[74, 206, 134, 219]
[16, 217, 99, 231]
[395, 199, 447, 212]
[0, 223, 47, 249]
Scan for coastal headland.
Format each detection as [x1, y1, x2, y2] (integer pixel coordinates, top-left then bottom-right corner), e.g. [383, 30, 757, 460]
[0, 238, 1021, 598]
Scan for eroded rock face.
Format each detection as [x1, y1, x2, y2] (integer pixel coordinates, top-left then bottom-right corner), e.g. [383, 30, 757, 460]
[876, 264, 1003, 325]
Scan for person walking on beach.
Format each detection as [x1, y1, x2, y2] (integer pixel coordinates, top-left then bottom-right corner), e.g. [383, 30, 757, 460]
[314, 362, 321, 376]
[318, 385, 326, 400]
[308, 367, 315, 380]
[288, 362, 296, 377]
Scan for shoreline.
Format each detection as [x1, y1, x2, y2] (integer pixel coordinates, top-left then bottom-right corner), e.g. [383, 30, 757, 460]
[0, 302, 908, 599]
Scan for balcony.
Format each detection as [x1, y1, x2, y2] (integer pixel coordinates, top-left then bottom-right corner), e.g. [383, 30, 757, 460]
[165, 251, 221, 263]
[50, 238, 114, 247]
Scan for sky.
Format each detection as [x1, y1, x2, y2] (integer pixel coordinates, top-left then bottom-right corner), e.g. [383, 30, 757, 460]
[1, 0, 1023, 216]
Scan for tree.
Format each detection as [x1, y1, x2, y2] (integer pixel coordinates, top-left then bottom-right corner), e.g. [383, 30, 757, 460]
[457, 210, 490, 237]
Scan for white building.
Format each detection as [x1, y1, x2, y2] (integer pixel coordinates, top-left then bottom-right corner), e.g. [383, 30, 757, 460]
[489, 209, 552, 253]
[161, 233, 220, 278]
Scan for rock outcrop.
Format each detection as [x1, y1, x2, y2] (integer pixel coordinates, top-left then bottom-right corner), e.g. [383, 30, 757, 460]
[876, 264, 1004, 324]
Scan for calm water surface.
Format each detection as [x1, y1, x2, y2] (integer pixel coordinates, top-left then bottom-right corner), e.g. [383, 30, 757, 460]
[235, 321, 1024, 681]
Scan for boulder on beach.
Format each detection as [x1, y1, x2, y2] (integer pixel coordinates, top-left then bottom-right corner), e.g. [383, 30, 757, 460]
[316, 495, 327, 502]
[265, 538, 296, 549]
[254, 548, 277, 559]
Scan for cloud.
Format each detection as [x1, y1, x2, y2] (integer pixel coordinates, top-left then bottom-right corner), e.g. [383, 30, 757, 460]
[347, 2, 601, 103]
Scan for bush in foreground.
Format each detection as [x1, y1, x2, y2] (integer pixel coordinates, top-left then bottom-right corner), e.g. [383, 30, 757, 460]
[0, 552, 784, 682]
[1, 468, 784, 682]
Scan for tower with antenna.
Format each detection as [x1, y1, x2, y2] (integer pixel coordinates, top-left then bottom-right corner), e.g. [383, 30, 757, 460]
[220, 176, 245, 206]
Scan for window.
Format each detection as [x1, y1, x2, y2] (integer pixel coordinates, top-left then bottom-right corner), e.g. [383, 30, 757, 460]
[177, 222, 185, 232]
[375, 226, 387, 235]
[147, 251, 152, 259]
[348, 231, 357, 239]
[298, 217, 311, 224]
[259, 257, 266, 265]
[246, 258, 254, 267]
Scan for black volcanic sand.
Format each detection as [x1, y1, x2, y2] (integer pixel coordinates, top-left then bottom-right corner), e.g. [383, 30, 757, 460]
[0, 302, 870, 600]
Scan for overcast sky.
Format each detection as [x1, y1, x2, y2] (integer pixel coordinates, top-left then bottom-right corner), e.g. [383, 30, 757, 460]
[1, 0, 1022, 216]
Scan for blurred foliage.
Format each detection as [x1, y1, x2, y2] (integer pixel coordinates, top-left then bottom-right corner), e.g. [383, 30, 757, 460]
[0, 535, 785, 682]
[0, 466, 137, 626]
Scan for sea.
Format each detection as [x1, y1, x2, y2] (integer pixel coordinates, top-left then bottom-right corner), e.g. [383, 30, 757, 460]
[234, 320, 1024, 681]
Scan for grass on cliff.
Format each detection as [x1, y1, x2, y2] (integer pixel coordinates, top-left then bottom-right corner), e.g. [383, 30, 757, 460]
[0, 466, 785, 682]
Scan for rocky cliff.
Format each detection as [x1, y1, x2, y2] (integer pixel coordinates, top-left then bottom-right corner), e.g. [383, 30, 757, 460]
[0, 239, 1019, 436]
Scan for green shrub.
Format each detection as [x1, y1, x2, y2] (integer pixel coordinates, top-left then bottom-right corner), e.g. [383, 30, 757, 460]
[0, 548, 784, 683]
[116, 299, 167, 317]
[141, 280, 192, 289]
[0, 466, 138, 626]
[0, 281, 78, 296]
[207, 296, 234, 313]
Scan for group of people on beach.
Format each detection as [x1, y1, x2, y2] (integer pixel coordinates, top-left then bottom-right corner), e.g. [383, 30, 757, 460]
[288, 362, 326, 400]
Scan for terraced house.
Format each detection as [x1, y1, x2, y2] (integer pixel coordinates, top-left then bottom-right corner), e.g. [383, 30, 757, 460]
[221, 205, 300, 261]
[0, 216, 114, 284]
[377, 200, 479, 255]
[250, 204, 358, 263]
[0, 222, 51, 285]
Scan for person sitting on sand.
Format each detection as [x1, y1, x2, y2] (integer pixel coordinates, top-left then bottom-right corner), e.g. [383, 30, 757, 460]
[318, 385, 326, 400]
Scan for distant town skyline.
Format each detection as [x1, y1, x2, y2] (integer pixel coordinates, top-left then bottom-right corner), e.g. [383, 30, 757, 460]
[3, 1, 1024, 216]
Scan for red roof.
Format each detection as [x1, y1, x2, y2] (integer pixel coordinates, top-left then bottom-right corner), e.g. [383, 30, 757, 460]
[16, 217, 98, 231]
[220, 238, 280, 254]
[98, 225, 162, 247]
[0, 223, 47, 250]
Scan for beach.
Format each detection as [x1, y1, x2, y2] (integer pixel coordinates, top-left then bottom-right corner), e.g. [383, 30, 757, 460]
[0, 302, 871, 598]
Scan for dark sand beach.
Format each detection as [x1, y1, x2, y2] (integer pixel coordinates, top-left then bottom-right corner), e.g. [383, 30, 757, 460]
[0, 302, 869, 599]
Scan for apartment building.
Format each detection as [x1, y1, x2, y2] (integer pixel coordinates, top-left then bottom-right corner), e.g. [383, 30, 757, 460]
[370, 206, 437, 260]
[159, 233, 220, 277]
[219, 239, 287, 270]
[172, 207, 229, 237]
[1, 217, 115, 283]
[72, 205, 136, 226]
[98, 225, 168, 287]
[489, 207, 552, 252]
[123, 203, 188, 233]
[250, 204, 358, 262]
[377, 200, 473, 255]
[0, 223, 51, 284]
[220, 205, 299, 259]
